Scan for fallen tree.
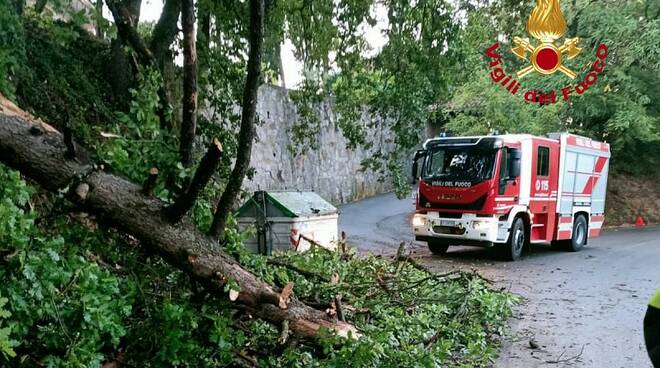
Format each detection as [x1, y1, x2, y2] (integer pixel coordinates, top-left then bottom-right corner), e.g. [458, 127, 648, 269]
[0, 96, 358, 339]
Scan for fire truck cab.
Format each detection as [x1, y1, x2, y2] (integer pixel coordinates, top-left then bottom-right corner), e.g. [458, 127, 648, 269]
[411, 133, 610, 261]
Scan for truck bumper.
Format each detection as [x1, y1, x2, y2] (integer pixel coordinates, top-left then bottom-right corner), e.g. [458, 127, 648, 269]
[412, 212, 506, 246]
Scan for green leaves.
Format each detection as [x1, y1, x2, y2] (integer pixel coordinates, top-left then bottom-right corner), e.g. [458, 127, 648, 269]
[0, 295, 17, 359]
[0, 0, 25, 99]
[239, 247, 517, 367]
[0, 165, 134, 366]
[98, 67, 184, 199]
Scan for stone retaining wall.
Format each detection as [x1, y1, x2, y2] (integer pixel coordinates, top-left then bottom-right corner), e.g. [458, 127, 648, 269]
[244, 85, 394, 205]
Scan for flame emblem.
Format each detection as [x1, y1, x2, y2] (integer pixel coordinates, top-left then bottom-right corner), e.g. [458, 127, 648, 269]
[512, 0, 582, 79]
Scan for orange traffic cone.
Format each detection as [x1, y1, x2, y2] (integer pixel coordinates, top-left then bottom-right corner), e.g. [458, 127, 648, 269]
[635, 215, 646, 227]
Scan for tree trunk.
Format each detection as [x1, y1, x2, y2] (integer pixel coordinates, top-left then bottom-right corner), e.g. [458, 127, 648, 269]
[107, 39, 134, 109]
[180, 0, 197, 167]
[125, 0, 142, 22]
[0, 96, 358, 340]
[150, 0, 181, 65]
[105, 0, 153, 67]
[210, 0, 264, 238]
[105, 0, 172, 130]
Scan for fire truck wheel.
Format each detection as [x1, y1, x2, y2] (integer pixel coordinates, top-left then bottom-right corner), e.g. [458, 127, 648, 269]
[501, 217, 525, 261]
[552, 214, 588, 251]
[568, 214, 588, 252]
[427, 240, 449, 255]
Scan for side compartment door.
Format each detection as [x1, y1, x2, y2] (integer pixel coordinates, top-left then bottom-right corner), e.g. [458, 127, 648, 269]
[557, 149, 578, 240]
[529, 140, 559, 241]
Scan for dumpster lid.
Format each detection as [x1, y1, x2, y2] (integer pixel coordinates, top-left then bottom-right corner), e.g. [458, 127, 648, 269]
[237, 191, 337, 218]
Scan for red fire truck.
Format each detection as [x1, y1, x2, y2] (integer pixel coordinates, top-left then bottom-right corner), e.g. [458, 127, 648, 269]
[411, 133, 610, 260]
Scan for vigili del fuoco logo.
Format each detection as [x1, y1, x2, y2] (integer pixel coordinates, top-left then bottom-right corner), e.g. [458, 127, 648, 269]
[485, 0, 608, 105]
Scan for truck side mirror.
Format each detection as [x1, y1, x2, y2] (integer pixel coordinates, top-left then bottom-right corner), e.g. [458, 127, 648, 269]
[411, 150, 426, 184]
[508, 149, 521, 178]
[412, 161, 419, 184]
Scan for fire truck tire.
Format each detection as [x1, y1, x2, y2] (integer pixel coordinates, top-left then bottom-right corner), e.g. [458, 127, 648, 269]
[568, 214, 588, 252]
[552, 214, 588, 251]
[501, 217, 525, 261]
[427, 240, 449, 255]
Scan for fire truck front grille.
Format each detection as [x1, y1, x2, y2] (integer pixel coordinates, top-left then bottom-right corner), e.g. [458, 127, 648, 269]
[437, 212, 463, 219]
[420, 193, 487, 211]
[432, 226, 466, 235]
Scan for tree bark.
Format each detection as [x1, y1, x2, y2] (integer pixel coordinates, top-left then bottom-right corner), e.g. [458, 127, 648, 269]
[125, 0, 142, 23]
[108, 39, 134, 109]
[210, 0, 264, 238]
[0, 95, 358, 340]
[142, 167, 159, 195]
[180, 0, 197, 167]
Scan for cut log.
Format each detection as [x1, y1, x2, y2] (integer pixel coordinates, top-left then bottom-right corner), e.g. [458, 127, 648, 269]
[0, 95, 359, 340]
[142, 167, 159, 195]
[278, 282, 294, 309]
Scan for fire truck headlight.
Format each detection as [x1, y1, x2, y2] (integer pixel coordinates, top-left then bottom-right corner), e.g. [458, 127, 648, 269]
[471, 221, 490, 230]
[412, 214, 426, 227]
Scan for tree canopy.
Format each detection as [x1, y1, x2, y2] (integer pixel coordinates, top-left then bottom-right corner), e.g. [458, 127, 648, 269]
[206, 0, 660, 193]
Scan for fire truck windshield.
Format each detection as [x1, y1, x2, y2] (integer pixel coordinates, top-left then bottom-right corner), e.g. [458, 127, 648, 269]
[422, 147, 496, 183]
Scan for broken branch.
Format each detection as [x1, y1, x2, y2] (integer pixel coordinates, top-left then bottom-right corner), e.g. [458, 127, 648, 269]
[142, 167, 159, 195]
[334, 295, 345, 322]
[166, 138, 223, 222]
[63, 125, 76, 159]
[266, 258, 330, 282]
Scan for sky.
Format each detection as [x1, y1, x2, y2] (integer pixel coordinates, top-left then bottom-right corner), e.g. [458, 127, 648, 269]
[109, 0, 390, 88]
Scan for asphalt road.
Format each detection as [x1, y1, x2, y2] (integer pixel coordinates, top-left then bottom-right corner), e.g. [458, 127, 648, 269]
[339, 192, 660, 368]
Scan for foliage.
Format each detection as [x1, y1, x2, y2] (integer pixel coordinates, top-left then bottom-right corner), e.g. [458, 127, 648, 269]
[0, 165, 134, 366]
[30, 1, 660, 366]
[0, 294, 17, 359]
[277, 0, 660, 185]
[97, 67, 186, 200]
[443, 0, 660, 175]
[233, 246, 518, 367]
[0, 0, 25, 98]
[12, 14, 116, 135]
[197, 44, 246, 184]
[288, 80, 325, 155]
